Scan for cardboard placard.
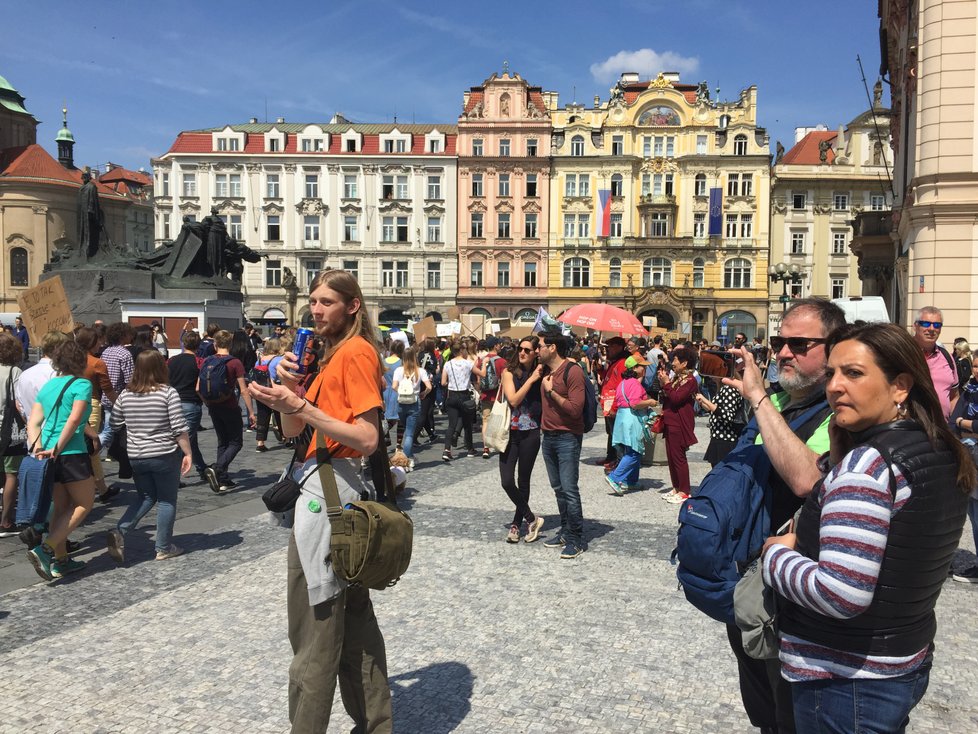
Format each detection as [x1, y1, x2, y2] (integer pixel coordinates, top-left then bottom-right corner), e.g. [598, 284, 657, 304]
[435, 323, 454, 337]
[411, 316, 437, 343]
[446, 306, 461, 321]
[460, 314, 486, 338]
[17, 275, 74, 341]
[499, 325, 534, 339]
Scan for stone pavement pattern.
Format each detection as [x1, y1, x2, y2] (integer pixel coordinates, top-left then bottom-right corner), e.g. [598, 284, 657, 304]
[1, 417, 976, 733]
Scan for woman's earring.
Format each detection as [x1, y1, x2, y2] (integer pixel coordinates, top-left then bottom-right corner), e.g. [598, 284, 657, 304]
[896, 401, 907, 419]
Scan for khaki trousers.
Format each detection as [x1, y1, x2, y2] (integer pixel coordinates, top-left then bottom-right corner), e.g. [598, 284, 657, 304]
[88, 399, 107, 492]
[287, 534, 392, 734]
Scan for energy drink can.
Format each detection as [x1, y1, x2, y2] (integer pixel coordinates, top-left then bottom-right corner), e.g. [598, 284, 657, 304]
[292, 328, 316, 375]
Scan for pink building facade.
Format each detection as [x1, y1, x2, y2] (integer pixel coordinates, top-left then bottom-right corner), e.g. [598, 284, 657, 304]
[456, 72, 554, 323]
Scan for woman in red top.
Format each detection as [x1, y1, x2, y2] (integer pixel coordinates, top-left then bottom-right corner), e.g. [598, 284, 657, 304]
[659, 345, 699, 503]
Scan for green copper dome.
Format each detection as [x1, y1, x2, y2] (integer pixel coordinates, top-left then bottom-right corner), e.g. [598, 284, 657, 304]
[56, 105, 74, 142]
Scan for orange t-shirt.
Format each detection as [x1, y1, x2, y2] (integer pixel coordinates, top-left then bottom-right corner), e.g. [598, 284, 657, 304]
[304, 336, 383, 460]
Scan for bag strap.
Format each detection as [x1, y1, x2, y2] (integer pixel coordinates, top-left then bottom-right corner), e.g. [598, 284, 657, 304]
[34, 376, 80, 454]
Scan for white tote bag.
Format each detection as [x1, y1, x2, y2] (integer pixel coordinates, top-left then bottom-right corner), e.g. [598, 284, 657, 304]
[484, 387, 511, 453]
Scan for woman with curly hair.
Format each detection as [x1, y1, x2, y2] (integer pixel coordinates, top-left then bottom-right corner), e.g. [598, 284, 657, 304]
[659, 345, 699, 504]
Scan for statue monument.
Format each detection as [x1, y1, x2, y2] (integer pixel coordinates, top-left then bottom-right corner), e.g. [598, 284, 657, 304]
[43, 186, 264, 324]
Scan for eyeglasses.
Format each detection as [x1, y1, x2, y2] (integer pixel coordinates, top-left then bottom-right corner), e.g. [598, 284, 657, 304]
[915, 320, 943, 330]
[770, 336, 828, 355]
[518, 346, 535, 354]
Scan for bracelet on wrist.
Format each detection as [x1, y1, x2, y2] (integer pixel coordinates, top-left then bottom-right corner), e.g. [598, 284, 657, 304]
[752, 394, 770, 412]
[284, 400, 307, 416]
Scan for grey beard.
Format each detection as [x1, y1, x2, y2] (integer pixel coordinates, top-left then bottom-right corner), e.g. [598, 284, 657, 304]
[777, 363, 824, 393]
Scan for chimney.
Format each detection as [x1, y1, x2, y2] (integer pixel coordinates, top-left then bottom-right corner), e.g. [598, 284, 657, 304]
[249, 117, 258, 124]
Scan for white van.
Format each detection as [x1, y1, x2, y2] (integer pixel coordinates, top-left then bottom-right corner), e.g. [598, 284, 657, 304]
[831, 296, 890, 324]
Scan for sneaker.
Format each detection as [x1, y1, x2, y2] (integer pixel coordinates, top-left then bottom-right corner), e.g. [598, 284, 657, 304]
[19, 525, 42, 548]
[256, 444, 269, 452]
[442, 449, 452, 463]
[605, 475, 625, 496]
[524, 516, 545, 544]
[665, 491, 690, 505]
[219, 479, 237, 492]
[543, 532, 566, 548]
[466, 450, 478, 458]
[106, 530, 125, 564]
[204, 467, 221, 494]
[952, 565, 978, 583]
[0, 524, 23, 538]
[407, 458, 415, 472]
[482, 448, 491, 460]
[28, 544, 54, 581]
[506, 525, 520, 543]
[560, 541, 584, 559]
[622, 483, 643, 492]
[661, 489, 680, 501]
[156, 544, 184, 561]
[96, 484, 121, 504]
[51, 557, 86, 578]
[65, 539, 82, 555]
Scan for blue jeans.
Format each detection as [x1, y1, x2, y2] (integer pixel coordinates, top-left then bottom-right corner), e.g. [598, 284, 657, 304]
[397, 401, 421, 458]
[118, 450, 182, 553]
[792, 661, 931, 734]
[609, 446, 641, 485]
[541, 431, 584, 545]
[98, 405, 115, 448]
[181, 401, 207, 472]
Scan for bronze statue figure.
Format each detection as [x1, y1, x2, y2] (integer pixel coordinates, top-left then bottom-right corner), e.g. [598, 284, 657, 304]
[77, 172, 103, 259]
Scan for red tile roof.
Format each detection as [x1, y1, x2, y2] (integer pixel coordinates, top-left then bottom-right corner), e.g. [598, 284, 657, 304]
[463, 91, 484, 114]
[165, 129, 457, 156]
[100, 166, 152, 186]
[0, 144, 125, 197]
[620, 81, 699, 107]
[781, 131, 837, 165]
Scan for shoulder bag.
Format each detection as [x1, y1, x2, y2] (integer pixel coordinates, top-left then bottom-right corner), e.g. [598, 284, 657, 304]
[16, 377, 80, 526]
[484, 384, 511, 453]
[317, 431, 413, 590]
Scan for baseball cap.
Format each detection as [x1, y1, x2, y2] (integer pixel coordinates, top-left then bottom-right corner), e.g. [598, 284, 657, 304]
[624, 355, 651, 369]
[605, 336, 627, 348]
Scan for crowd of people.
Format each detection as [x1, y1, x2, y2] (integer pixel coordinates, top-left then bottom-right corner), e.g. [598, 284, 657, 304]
[2, 293, 977, 734]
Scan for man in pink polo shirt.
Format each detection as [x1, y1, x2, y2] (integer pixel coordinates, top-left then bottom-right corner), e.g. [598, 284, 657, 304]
[913, 306, 958, 419]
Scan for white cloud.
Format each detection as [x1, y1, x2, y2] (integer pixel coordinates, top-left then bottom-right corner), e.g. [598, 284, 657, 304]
[590, 48, 699, 84]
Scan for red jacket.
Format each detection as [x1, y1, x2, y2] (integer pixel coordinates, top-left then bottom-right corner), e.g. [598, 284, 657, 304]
[661, 374, 698, 449]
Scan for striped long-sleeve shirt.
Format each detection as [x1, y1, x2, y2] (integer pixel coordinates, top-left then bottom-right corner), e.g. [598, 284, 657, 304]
[109, 385, 188, 459]
[762, 445, 930, 681]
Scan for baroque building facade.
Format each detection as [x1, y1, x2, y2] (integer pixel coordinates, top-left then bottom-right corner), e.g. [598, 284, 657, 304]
[769, 100, 894, 336]
[878, 0, 978, 336]
[154, 119, 457, 327]
[0, 74, 147, 313]
[456, 71, 555, 322]
[547, 73, 771, 341]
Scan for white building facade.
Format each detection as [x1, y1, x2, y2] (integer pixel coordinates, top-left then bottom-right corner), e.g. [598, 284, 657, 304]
[153, 120, 458, 327]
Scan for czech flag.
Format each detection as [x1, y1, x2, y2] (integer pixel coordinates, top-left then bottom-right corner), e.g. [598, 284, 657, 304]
[597, 189, 612, 237]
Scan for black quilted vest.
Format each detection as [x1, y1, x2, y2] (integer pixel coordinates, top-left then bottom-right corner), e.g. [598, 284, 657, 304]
[779, 420, 968, 657]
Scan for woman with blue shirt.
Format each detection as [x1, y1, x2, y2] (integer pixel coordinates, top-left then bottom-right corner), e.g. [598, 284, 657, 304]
[25, 340, 99, 581]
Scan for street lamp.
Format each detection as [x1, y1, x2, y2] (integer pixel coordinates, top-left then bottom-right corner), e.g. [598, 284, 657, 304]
[769, 262, 802, 313]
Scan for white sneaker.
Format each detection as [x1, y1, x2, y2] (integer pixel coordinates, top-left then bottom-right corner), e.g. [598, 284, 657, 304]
[665, 492, 690, 505]
[407, 458, 415, 472]
[661, 489, 679, 501]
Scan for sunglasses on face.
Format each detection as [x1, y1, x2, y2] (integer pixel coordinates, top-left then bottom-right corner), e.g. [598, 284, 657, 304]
[518, 346, 535, 354]
[770, 336, 828, 355]
[915, 320, 942, 330]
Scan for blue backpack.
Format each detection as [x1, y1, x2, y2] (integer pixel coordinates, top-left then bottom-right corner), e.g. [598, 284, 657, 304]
[198, 355, 235, 404]
[673, 399, 829, 624]
[562, 360, 598, 433]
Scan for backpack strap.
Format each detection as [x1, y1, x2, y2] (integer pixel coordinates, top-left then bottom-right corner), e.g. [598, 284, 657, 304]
[936, 345, 958, 389]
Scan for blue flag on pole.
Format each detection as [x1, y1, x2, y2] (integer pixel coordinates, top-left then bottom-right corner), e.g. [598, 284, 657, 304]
[708, 188, 723, 236]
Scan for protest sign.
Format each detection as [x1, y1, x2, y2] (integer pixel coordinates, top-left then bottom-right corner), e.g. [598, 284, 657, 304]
[17, 275, 73, 341]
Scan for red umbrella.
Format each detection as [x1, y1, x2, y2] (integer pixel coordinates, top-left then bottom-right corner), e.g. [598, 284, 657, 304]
[557, 304, 646, 335]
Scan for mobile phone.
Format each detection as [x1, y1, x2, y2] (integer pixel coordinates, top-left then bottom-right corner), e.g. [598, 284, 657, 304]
[699, 350, 739, 380]
[775, 519, 793, 536]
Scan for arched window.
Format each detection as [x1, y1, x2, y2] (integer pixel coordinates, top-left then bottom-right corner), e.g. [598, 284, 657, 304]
[733, 134, 748, 156]
[570, 135, 585, 157]
[692, 258, 705, 288]
[609, 257, 622, 288]
[610, 173, 623, 196]
[563, 257, 590, 287]
[642, 257, 672, 287]
[9, 247, 28, 287]
[468, 307, 492, 318]
[724, 257, 752, 288]
[694, 173, 707, 196]
[514, 308, 537, 323]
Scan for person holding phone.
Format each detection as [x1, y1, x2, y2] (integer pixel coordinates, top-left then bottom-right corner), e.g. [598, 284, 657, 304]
[659, 346, 699, 504]
[696, 355, 749, 467]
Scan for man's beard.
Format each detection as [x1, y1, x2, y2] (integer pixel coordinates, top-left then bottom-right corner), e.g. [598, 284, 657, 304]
[777, 360, 824, 393]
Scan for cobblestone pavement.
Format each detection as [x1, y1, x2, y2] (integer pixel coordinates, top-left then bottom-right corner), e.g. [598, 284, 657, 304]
[1, 414, 976, 733]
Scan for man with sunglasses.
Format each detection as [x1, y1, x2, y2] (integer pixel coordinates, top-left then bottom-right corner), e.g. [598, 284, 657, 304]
[913, 307, 958, 420]
[721, 298, 845, 734]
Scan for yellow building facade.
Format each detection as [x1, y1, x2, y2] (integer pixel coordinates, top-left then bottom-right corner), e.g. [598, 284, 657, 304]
[547, 72, 771, 341]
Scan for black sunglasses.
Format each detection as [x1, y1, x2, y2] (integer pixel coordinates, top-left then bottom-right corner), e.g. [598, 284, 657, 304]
[915, 320, 943, 329]
[518, 346, 536, 354]
[770, 336, 827, 355]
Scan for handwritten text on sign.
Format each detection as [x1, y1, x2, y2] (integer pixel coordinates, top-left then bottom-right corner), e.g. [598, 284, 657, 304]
[17, 275, 74, 341]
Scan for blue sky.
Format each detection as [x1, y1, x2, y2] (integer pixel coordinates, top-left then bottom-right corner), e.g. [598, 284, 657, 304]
[2, 0, 883, 172]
